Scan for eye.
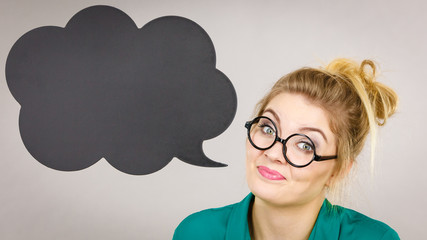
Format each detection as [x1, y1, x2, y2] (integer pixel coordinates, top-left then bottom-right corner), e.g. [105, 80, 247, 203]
[297, 142, 313, 152]
[259, 124, 275, 136]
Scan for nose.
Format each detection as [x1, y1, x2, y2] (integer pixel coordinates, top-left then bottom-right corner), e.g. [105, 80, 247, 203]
[263, 140, 286, 164]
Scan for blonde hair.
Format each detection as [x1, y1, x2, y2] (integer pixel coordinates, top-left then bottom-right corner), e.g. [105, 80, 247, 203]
[254, 58, 398, 199]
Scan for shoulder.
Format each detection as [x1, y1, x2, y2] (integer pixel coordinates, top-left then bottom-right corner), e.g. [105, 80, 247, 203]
[172, 203, 236, 240]
[332, 204, 400, 240]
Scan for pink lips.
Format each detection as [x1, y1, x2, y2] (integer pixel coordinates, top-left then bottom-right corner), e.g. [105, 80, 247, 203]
[257, 166, 286, 180]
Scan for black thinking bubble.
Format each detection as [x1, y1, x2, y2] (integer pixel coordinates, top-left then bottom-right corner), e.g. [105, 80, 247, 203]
[5, 5, 237, 175]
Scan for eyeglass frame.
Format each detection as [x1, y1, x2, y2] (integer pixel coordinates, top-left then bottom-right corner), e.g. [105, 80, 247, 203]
[245, 116, 338, 168]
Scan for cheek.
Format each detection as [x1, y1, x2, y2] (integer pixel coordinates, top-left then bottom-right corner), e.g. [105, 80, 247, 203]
[245, 141, 261, 185]
[245, 140, 259, 163]
[291, 162, 335, 190]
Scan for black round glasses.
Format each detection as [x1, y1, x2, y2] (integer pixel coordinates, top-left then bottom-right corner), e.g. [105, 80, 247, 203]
[245, 116, 338, 168]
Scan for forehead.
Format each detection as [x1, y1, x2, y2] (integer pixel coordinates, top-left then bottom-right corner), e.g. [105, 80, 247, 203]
[264, 93, 333, 136]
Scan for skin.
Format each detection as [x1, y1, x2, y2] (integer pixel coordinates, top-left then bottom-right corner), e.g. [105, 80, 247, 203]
[246, 92, 338, 240]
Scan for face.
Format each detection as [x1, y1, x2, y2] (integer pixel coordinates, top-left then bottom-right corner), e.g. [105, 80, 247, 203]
[246, 92, 337, 207]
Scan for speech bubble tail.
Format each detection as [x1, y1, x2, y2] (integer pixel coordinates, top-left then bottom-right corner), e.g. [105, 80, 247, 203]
[177, 143, 227, 168]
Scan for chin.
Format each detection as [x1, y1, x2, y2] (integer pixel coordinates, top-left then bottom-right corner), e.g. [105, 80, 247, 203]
[247, 174, 291, 206]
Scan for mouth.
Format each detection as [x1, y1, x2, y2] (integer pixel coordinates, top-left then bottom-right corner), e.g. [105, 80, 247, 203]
[257, 166, 286, 180]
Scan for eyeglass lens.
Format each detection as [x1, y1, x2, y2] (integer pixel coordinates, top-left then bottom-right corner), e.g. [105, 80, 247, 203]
[248, 117, 316, 167]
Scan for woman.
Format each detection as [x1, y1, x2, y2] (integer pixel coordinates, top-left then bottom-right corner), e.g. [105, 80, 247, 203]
[173, 58, 399, 240]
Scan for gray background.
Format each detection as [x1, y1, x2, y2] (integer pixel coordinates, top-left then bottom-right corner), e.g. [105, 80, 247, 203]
[1, 0, 425, 239]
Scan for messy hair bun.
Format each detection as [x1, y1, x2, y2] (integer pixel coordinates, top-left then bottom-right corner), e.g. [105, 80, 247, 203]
[325, 59, 398, 126]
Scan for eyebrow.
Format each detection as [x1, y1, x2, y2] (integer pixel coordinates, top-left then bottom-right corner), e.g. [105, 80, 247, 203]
[299, 127, 328, 143]
[263, 108, 281, 126]
[263, 108, 329, 143]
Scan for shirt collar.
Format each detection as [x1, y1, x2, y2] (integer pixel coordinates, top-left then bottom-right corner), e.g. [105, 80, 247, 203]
[225, 193, 253, 240]
[225, 193, 340, 240]
[308, 199, 341, 239]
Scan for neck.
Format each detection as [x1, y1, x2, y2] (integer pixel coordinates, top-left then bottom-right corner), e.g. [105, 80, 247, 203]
[249, 195, 325, 240]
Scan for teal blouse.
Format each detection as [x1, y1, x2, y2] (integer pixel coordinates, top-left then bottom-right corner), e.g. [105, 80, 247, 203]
[173, 193, 399, 240]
